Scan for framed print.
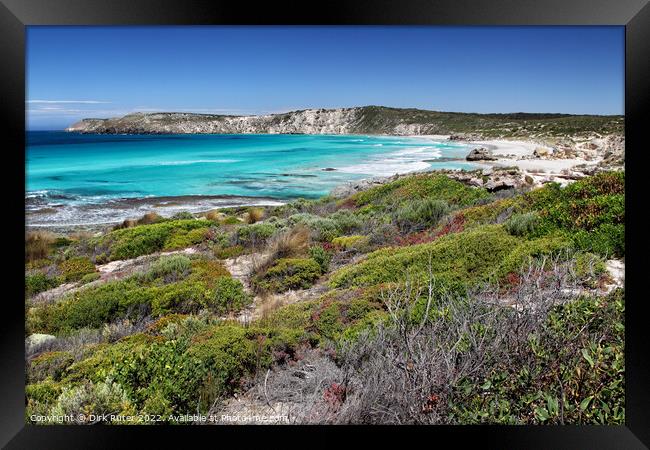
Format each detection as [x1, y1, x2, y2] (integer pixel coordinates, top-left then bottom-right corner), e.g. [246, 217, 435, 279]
[1, 0, 648, 447]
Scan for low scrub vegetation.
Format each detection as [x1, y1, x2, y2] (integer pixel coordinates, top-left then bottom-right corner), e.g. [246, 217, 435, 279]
[252, 258, 322, 293]
[24, 171, 625, 424]
[25, 273, 60, 297]
[327, 267, 624, 424]
[352, 174, 489, 209]
[58, 256, 96, 282]
[393, 198, 449, 233]
[95, 219, 213, 261]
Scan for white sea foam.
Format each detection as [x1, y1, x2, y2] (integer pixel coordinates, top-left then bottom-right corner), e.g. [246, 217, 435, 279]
[337, 145, 443, 176]
[337, 160, 431, 176]
[26, 197, 286, 228]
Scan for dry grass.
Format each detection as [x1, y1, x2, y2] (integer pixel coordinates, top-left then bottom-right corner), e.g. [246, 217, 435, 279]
[251, 224, 311, 279]
[257, 292, 286, 321]
[244, 207, 265, 224]
[205, 210, 225, 222]
[25, 231, 56, 263]
[138, 212, 163, 225]
[69, 231, 95, 241]
[268, 224, 310, 259]
[113, 219, 137, 230]
[112, 212, 163, 230]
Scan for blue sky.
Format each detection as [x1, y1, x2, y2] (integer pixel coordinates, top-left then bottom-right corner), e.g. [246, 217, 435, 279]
[27, 26, 624, 130]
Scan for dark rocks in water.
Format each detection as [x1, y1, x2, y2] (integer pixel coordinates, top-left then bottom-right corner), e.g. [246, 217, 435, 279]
[280, 173, 318, 178]
[321, 168, 337, 171]
[466, 147, 496, 161]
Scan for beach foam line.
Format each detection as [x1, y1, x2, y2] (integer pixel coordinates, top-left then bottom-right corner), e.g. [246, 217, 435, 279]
[337, 160, 431, 176]
[25, 194, 288, 228]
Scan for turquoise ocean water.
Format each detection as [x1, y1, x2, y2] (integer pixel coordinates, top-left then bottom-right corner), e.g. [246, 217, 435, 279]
[26, 132, 475, 227]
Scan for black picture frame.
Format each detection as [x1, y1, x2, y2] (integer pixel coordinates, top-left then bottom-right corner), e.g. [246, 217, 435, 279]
[2, 0, 648, 447]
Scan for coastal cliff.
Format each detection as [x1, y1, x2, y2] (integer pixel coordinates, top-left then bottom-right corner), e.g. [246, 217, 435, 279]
[66, 106, 624, 139]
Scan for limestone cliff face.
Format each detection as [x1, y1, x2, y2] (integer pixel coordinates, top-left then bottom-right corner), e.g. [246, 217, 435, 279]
[66, 108, 365, 135]
[65, 107, 459, 135]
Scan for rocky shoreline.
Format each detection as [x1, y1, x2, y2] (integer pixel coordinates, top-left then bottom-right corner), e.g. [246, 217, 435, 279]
[331, 133, 624, 197]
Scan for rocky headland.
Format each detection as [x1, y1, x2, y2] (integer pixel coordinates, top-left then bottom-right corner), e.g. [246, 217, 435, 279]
[66, 106, 623, 139]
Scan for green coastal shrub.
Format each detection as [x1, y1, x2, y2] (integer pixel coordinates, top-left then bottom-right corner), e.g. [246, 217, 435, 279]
[51, 323, 302, 417]
[108, 326, 260, 414]
[352, 174, 489, 208]
[141, 272, 247, 317]
[288, 213, 340, 242]
[60, 333, 159, 385]
[27, 351, 75, 383]
[144, 255, 192, 283]
[331, 225, 573, 290]
[182, 326, 262, 410]
[26, 379, 64, 416]
[329, 210, 364, 234]
[574, 252, 607, 289]
[150, 281, 210, 316]
[256, 301, 317, 330]
[450, 289, 624, 425]
[187, 258, 230, 287]
[162, 227, 209, 251]
[222, 216, 241, 225]
[574, 252, 607, 278]
[213, 244, 245, 259]
[504, 212, 540, 237]
[58, 256, 96, 282]
[339, 309, 390, 344]
[330, 225, 518, 289]
[210, 277, 251, 314]
[253, 257, 322, 293]
[394, 198, 449, 232]
[309, 245, 332, 273]
[49, 377, 137, 423]
[235, 223, 278, 246]
[79, 272, 101, 285]
[102, 219, 213, 260]
[524, 172, 624, 256]
[572, 224, 624, 258]
[170, 211, 195, 220]
[331, 235, 369, 250]
[462, 197, 525, 228]
[25, 273, 60, 297]
[27, 279, 155, 335]
[498, 233, 573, 277]
[306, 289, 388, 343]
[53, 237, 73, 248]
